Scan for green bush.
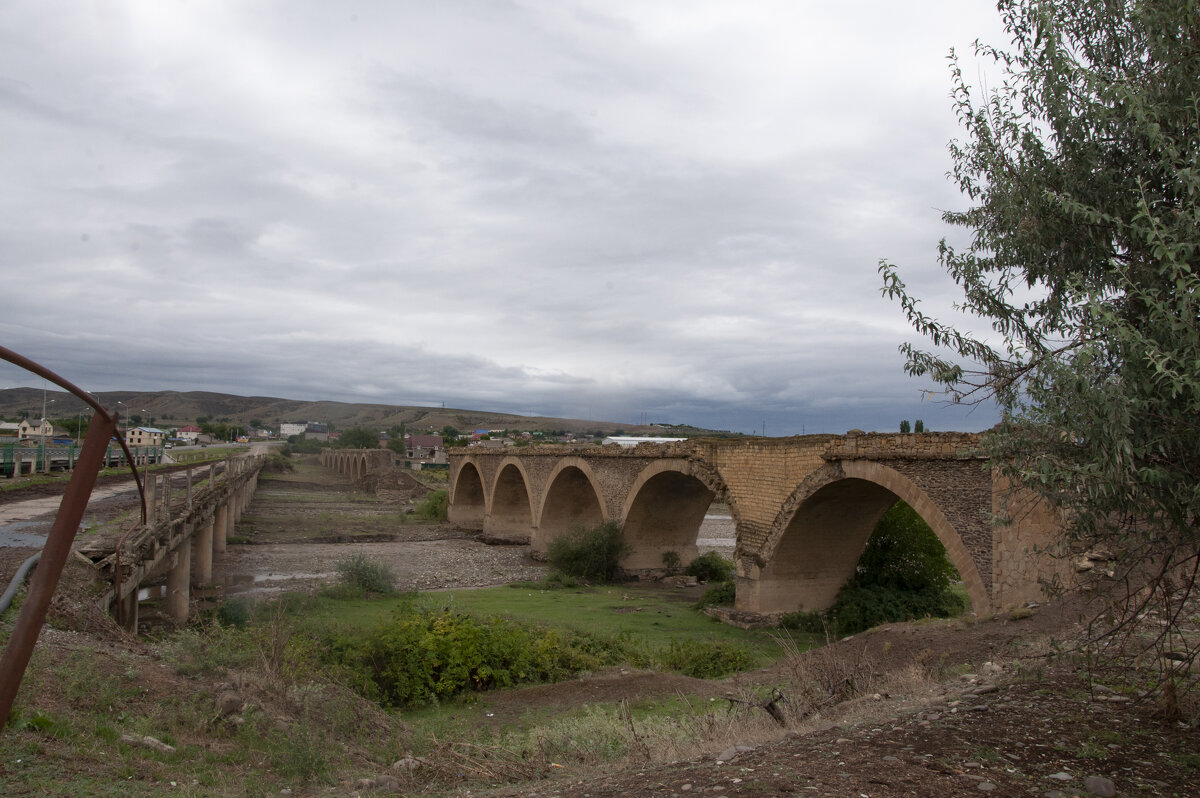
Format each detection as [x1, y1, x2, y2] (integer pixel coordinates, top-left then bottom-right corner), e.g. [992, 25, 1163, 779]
[332, 610, 627, 707]
[262, 453, 295, 473]
[656, 639, 753, 678]
[414, 490, 448, 520]
[852, 501, 959, 594]
[217, 597, 253, 627]
[684, 551, 734, 583]
[336, 427, 379, 449]
[695, 581, 736, 609]
[332, 553, 397, 597]
[825, 583, 966, 635]
[546, 521, 629, 583]
[661, 550, 681, 573]
[779, 610, 826, 634]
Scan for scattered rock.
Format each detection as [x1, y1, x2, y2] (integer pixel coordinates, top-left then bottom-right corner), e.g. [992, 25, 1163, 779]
[977, 782, 997, 792]
[119, 734, 175, 753]
[1048, 771, 1074, 782]
[392, 756, 425, 772]
[373, 774, 402, 792]
[714, 744, 754, 762]
[1084, 775, 1116, 797]
[216, 691, 243, 716]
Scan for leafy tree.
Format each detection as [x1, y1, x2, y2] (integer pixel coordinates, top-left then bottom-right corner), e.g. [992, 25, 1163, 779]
[900, 420, 911, 433]
[914, 419, 924, 433]
[337, 427, 379, 449]
[880, 0, 1200, 698]
[440, 425, 459, 438]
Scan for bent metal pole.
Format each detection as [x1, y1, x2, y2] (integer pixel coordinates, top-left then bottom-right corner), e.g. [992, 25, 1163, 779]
[0, 409, 118, 726]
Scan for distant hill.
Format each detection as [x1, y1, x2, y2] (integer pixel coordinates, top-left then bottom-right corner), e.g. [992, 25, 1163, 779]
[0, 387, 740, 438]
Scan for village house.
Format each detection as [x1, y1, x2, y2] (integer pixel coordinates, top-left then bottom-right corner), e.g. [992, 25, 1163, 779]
[18, 418, 54, 440]
[126, 427, 167, 447]
[177, 424, 202, 443]
[405, 434, 445, 462]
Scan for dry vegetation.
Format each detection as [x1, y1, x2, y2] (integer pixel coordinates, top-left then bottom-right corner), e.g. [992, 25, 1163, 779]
[1, 457, 1198, 797]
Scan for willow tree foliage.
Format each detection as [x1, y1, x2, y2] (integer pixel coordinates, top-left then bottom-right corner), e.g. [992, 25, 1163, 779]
[879, 0, 1199, 691]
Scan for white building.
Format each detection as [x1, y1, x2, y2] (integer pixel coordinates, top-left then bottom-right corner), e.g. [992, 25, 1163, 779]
[601, 436, 688, 447]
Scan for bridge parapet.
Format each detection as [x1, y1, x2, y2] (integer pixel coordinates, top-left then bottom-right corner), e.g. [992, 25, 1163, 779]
[821, 431, 985, 461]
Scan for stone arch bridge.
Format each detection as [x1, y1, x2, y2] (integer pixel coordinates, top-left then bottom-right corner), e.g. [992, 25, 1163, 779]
[447, 433, 1062, 616]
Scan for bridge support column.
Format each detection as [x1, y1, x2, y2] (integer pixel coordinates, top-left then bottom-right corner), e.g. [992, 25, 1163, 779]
[166, 543, 191, 624]
[214, 502, 228, 553]
[192, 520, 214, 585]
[145, 475, 157, 526]
[113, 589, 138, 632]
[225, 495, 236, 542]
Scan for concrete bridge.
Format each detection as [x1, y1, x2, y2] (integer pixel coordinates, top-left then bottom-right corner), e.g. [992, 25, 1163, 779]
[446, 433, 1062, 616]
[82, 453, 266, 631]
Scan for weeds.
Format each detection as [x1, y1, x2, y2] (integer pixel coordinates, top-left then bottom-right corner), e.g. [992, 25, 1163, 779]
[695, 581, 736, 609]
[657, 639, 753, 678]
[685, 551, 734, 583]
[329, 552, 397, 597]
[547, 521, 629, 583]
[414, 489, 448, 520]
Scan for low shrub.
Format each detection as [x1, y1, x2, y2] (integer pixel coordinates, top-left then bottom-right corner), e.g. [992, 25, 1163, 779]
[414, 490, 448, 521]
[695, 581, 736, 609]
[828, 583, 967, 635]
[657, 639, 753, 678]
[547, 522, 629, 583]
[684, 551, 734, 583]
[779, 610, 826, 634]
[331, 553, 397, 597]
[330, 609, 628, 707]
[262, 453, 295, 473]
[661, 550, 681, 573]
[217, 597, 253, 627]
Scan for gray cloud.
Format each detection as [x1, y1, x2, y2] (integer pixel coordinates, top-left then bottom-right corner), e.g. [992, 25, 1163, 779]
[0, 0, 1009, 434]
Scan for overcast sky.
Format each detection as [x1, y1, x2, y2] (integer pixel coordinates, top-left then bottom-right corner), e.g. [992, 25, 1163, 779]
[0, 1, 1010, 435]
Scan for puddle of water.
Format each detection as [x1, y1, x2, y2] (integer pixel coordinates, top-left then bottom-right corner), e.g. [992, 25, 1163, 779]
[219, 571, 336, 595]
[0, 521, 48, 548]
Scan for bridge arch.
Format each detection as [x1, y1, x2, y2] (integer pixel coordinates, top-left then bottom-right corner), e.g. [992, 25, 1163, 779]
[448, 459, 486, 529]
[620, 461, 719, 571]
[533, 458, 607, 557]
[741, 460, 989, 615]
[486, 459, 535, 541]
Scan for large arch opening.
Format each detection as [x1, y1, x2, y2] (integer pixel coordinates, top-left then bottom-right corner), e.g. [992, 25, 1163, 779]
[739, 461, 987, 617]
[534, 465, 604, 557]
[486, 463, 533, 542]
[621, 469, 715, 571]
[448, 462, 486, 529]
[745, 477, 897, 613]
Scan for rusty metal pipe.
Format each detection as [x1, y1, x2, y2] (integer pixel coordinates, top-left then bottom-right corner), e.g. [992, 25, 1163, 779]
[0, 409, 118, 725]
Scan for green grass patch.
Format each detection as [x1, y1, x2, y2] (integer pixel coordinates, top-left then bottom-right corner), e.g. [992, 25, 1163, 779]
[290, 582, 794, 670]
